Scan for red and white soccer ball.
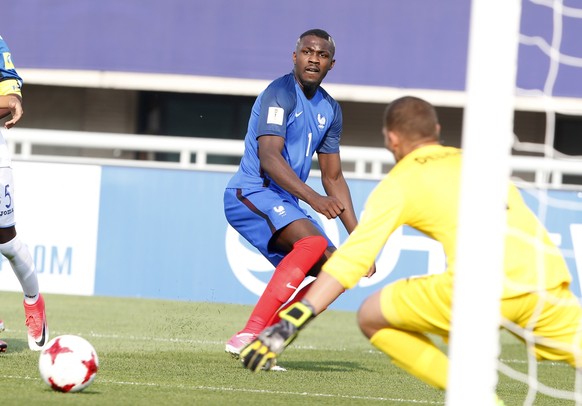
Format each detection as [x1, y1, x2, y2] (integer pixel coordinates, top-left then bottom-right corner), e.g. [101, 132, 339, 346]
[38, 335, 99, 393]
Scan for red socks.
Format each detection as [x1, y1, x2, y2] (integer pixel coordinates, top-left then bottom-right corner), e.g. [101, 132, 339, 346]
[266, 280, 345, 326]
[241, 235, 328, 334]
[266, 280, 312, 326]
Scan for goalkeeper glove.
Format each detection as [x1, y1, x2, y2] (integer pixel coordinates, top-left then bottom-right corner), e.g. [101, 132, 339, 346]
[240, 300, 316, 372]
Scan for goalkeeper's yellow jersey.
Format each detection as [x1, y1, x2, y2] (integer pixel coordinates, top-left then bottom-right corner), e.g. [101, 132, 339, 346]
[322, 144, 571, 299]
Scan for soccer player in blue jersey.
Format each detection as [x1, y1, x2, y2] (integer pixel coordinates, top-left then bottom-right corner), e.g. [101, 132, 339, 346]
[224, 29, 374, 357]
[0, 35, 49, 352]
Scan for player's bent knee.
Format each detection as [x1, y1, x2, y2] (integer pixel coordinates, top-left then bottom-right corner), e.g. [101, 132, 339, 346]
[357, 292, 387, 339]
[294, 235, 328, 257]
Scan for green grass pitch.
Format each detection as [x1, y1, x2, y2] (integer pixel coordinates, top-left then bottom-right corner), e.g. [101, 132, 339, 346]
[0, 292, 578, 405]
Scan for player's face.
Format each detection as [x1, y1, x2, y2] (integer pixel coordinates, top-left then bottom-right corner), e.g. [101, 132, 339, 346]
[293, 35, 335, 92]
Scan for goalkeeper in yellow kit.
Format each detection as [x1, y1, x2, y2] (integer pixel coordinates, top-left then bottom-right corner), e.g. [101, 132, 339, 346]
[241, 96, 582, 391]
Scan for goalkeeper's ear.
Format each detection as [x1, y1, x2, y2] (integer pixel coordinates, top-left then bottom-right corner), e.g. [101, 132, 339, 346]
[279, 300, 316, 330]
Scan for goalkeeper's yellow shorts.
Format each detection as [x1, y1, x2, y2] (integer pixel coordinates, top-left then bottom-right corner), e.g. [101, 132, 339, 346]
[380, 276, 582, 367]
[380, 274, 453, 337]
[501, 284, 582, 367]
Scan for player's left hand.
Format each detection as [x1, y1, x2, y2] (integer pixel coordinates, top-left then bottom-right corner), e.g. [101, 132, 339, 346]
[241, 300, 316, 372]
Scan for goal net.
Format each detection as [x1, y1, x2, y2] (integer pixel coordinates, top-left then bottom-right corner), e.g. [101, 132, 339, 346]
[447, 0, 582, 405]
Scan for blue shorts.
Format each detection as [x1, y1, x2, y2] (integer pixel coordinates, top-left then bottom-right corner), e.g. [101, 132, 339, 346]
[224, 187, 333, 266]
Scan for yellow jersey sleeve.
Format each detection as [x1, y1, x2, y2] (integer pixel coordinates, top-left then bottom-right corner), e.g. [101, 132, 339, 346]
[322, 144, 570, 296]
[321, 145, 461, 290]
[322, 176, 406, 289]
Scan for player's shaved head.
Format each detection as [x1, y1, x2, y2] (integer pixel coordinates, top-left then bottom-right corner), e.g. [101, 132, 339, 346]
[297, 29, 335, 57]
[384, 96, 440, 141]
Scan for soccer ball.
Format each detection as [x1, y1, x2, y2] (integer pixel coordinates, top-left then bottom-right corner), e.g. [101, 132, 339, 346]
[38, 335, 99, 392]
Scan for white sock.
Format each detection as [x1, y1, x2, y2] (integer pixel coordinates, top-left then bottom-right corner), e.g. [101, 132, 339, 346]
[0, 236, 39, 303]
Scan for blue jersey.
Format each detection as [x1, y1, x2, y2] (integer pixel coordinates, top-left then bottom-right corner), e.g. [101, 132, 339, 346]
[0, 36, 22, 86]
[227, 72, 342, 202]
[0, 35, 23, 97]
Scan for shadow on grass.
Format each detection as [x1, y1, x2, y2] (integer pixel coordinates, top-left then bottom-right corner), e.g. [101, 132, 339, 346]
[274, 360, 372, 373]
[39, 387, 102, 396]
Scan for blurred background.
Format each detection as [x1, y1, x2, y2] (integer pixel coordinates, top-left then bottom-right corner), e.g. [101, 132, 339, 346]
[3, 0, 581, 156]
[0, 0, 581, 309]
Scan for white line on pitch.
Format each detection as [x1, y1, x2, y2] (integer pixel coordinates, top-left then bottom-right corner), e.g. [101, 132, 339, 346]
[0, 374, 443, 404]
[2, 329, 577, 366]
[4, 329, 364, 351]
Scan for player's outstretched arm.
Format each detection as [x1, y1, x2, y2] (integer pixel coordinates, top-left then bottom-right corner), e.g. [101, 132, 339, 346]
[319, 153, 376, 277]
[0, 95, 23, 129]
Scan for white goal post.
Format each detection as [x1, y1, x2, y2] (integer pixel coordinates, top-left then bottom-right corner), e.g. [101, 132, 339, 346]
[446, 1, 522, 405]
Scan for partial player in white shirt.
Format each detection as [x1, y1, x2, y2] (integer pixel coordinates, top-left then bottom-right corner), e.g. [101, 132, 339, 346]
[0, 35, 48, 352]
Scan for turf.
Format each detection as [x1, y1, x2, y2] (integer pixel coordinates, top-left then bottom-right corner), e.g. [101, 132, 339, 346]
[0, 292, 578, 405]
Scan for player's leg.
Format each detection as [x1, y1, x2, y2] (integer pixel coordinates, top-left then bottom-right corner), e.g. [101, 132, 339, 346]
[263, 230, 336, 327]
[225, 229, 328, 355]
[224, 188, 329, 355]
[357, 277, 451, 389]
[265, 248, 348, 327]
[503, 284, 582, 368]
[0, 226, 37, 298]
[0, 166, 48, 350]
[0, 226, 48, 351]
[235, 219, 328, 335]
[265, 278, 314, 327]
